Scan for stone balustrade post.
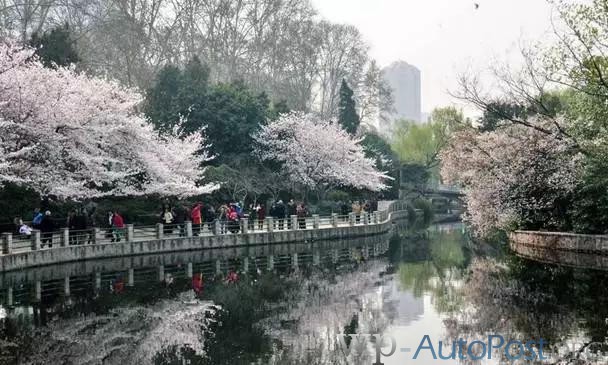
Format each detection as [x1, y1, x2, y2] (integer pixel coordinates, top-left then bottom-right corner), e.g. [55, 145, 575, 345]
[331, 213, 339, 228]
[291, 215, 298, 230]
[186, 262, 193, 278]
[373, 212, 379, 224]
[292, 253, 299, 270]
[266, 217, 274, 232]
[6, 287, 13, 307]
[313, 250, 320, 266]
[61, 228, 69, 247]
[126, 224, 134, 242]
[127, 268, 134, 286]
[312, 214, 320, 229]
[35, 281, 41, 302]
[185, 221, 193, 237]
[214, 220, 221, 235]
[348, 212, 356, 226]
[156, 223, 163, 240]
[2, 233, 12, 255]
[64, 276, 70, 296]
[158, 265, 165, 282]
[363, 213, 369, 225]
[243, 257, 249, 273]
[241, 218, 248, 234]
[31, 230, 41, 250]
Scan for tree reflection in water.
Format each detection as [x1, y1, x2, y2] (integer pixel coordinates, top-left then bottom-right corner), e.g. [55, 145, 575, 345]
[3, 225, 608, 365]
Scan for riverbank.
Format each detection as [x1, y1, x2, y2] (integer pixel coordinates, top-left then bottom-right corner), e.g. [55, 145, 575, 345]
[0, 202, 411, 272]
[510, 230, 608, 270]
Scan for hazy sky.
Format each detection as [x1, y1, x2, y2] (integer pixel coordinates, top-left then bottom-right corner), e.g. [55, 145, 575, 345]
[311, 0, 555, 115]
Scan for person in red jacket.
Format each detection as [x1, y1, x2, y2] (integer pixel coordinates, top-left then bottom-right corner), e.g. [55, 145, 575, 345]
[112, 210, 125, 242]
[192, 273, 204, 295]
[191, 203, 202, 236]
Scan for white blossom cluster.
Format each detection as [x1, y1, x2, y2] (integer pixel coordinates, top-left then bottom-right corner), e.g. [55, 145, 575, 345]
[253, 112, 389, 192]
[0, 41, 216, 199]
[440, 117, 583, 236]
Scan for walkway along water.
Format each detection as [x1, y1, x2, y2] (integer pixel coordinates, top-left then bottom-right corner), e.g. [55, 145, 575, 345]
[0, 201, 411, 272]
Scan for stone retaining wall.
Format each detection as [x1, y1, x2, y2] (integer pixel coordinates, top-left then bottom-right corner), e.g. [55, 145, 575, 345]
[509, 230, 608, 254]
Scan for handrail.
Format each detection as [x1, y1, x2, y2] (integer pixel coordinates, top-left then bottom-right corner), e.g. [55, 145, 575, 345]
[1, 201, 406, 256]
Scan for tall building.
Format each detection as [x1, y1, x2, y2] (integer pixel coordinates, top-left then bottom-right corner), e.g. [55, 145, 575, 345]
[382, 61, 421, 131]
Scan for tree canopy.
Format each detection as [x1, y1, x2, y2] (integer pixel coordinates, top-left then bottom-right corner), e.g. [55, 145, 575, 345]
[0, 41, 215, 199]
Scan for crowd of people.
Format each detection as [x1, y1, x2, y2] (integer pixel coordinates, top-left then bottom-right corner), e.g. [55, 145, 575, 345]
[158, 199, 311, 236]
[10, 198, 378, 245]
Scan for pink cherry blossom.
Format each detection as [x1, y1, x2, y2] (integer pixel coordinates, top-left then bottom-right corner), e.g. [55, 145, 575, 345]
[0, 40, 216, 199]
[253, 112, 389, 191]
[440, 117, 583, 236]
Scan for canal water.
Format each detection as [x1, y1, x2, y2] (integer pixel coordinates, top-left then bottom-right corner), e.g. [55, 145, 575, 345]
[1, 223, 608, 364]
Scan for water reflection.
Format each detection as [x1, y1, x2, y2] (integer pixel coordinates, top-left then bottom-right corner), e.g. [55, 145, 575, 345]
[3, 224, 608, 364]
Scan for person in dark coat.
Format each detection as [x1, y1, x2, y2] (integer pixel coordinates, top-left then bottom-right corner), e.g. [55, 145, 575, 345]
[257, 204, 266, 230]
[297, 203, 308, 229]
[269, 202, 277, 229]
[276, 200, 286, 230]
[40, 211, 55, 248]
[73, 209, 88, 245]
[174, 205, 186, 237]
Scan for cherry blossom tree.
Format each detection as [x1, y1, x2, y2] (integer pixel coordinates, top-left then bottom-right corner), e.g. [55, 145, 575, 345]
[440, 117, 583, 236]
[0, 40, 216, 199]
[253, 112, 389, 192]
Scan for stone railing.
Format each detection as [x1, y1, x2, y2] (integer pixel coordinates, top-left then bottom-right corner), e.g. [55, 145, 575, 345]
[0, 201, 411, 272]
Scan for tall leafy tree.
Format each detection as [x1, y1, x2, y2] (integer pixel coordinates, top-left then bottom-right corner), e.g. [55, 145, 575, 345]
[338, 79, 360, 135]
[145, 61, 269, 163]
[29, 24, 79, 68]
[204, 81, 270, 163]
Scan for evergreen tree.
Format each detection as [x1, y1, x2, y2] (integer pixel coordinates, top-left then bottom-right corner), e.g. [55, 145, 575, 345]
[177, 56, 210, 134]
[338, 79, 360, 135]
[29, 24, 79, 68]
[144, 65, 182, 132]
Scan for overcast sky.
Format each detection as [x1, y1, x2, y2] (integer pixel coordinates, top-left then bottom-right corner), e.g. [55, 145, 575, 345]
[311, 0, 555, 115]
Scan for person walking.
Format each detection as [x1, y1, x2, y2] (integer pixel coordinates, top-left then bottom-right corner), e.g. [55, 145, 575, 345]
[73, 209, 88, 245]
[174, 205, 186, 237]
[112, 210, 125, 242]
[67, 210, 77, 245]
[40, 211, 55, 248]
[32, 208, 43, 230]
[161, 207, 174, 236]
[18, 219, 32, 238]
[287, 199, 296, 229]
[297, 203, 308, 229]
[269, 202, 277, 230]
[257, 204, 265, 230]
[191, 203, 202, 236]
[276, 200, 286, 230]
[248, 204, 257, 231]
[352, 201, 361, 224]
[217, 204, 229, 234]
[340, 201, 349, 221]
[203, 204, 215, 232]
